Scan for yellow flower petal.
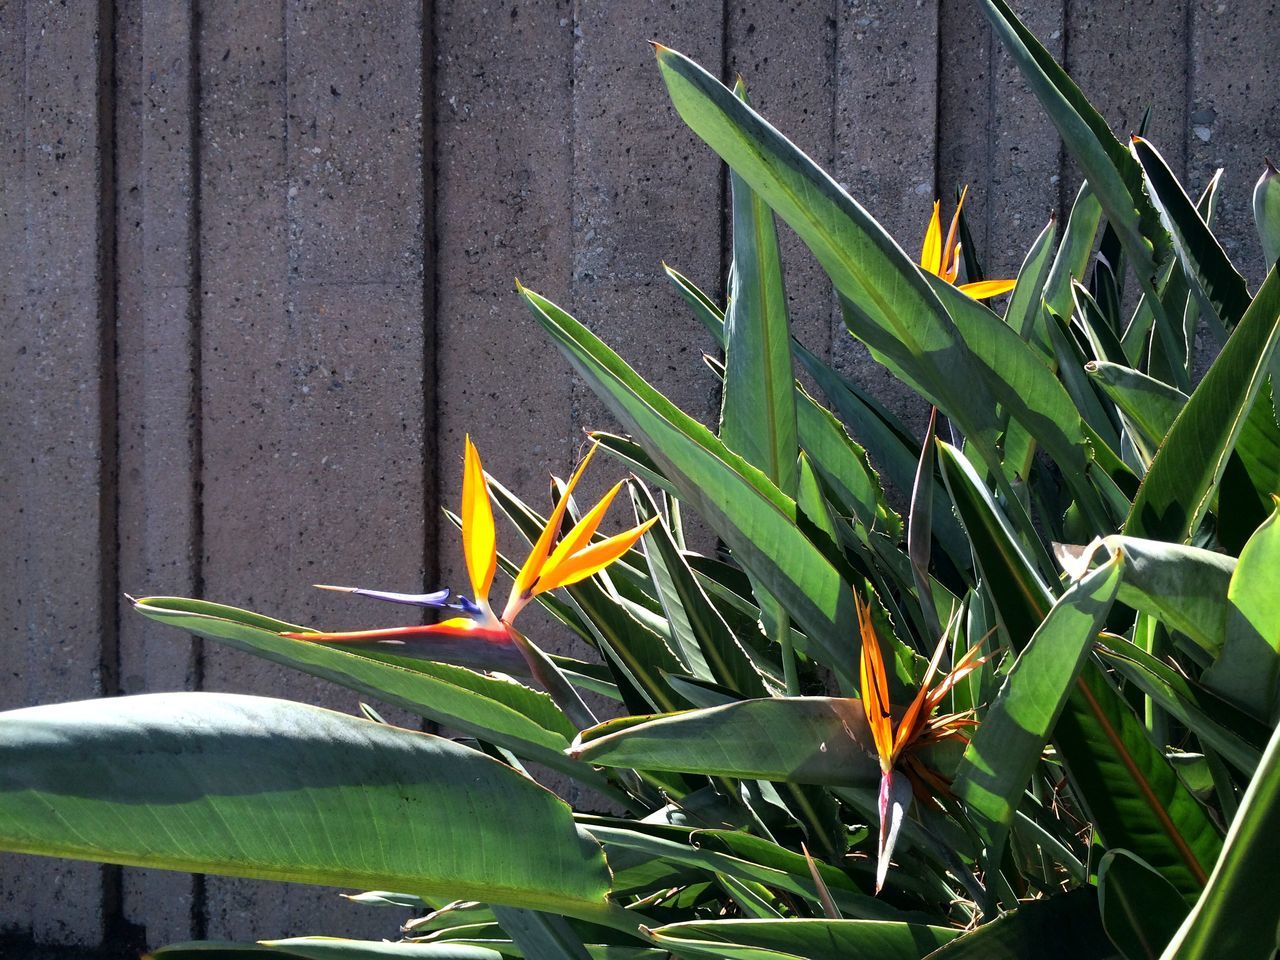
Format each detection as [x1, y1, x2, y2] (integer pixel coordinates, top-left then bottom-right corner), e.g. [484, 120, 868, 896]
[540, 480, 624, 580]
[919, 201, 944, 276]
[533, 517, 658, 595]
[956, 278, 1016, 300]
[508, 444, 598, 605]
[461, 436, 497, 602]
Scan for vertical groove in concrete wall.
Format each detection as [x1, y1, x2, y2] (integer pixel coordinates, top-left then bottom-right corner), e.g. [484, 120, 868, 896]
[97, 0, 123, 943]
[114, 0, 207, 945]
[420, 0, 441, 742]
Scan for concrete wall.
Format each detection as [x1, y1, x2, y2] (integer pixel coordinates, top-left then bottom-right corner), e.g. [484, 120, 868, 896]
[1, 0, 1276, 954]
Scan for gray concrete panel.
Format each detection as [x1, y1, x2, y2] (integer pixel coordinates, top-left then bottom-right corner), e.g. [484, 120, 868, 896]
[1190, 0, 1280, 287]
[832, 0, 941, 451]
[0, 0, 112, 945]
[728, 0, 839, 371]
[196, 0, 425, 941]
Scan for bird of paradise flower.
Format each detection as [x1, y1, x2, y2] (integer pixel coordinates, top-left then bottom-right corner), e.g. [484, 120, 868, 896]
[283, 437, 655, 715]
[919, 187, 1017, 300]
[854, 591, 989, 892]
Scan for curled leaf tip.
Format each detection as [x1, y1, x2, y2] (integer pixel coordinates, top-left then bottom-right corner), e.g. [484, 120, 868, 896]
[649, 40, 669, 54]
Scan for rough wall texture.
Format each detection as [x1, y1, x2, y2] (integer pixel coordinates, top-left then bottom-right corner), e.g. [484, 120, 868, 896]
[1, 0, 1277, 953]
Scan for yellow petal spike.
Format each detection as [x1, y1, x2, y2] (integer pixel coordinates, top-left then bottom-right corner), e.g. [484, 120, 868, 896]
[508, 444, 599, 607]
[461, 435, 497, 603]
[956, 278, 1017, 300]
[533, 517, 658, 595]
[540, 480, 625, 578]
[855, 592, 895, 771]
[920, 201, 944, 276]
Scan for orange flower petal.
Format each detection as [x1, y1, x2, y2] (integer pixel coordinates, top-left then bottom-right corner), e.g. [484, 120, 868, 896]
[942, 185, 968, 282]
[856, 592, 895, 770]
[508, 444, 598, 605]
[533, 516, 658, 594]
[541, 480, 624, 579]
[462, 436, 498, 602]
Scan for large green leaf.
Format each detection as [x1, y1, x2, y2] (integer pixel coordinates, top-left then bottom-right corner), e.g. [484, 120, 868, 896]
[1132, 137, 1249, 333]
[520, 285, 858, 682]
[939, 445, 1223, 900]
[1096, 635, 1265, 775]
[979, 0, 1169, 294]
[645, 918, 958, 960]
[571, 697, 878, 787]
[653, 43, 1094, 498]
[1159, 718, 1280, 960]
[131, 598, 598, 783]
[1086, 362, 1186, 452]
[1126, 266, 1280, 541]
[954, 550, 1124, 867]
[1090, 536, 1235, 659]
[1203, 498, 1280, 721]
[721, 80, 799, 496]
[1097, 850, 1187, 960]
[581, 820, 905, 922]
[0, 693, 617, 921]
[151, 943, 507, 959]
[661, 268, 900, 539]
[1044, 183, 1104, 326]
[926, 888, 1119, 959]
[629, 483, 768, 698]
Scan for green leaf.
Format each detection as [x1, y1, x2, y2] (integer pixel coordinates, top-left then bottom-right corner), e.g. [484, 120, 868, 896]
[954, 549, 1124, 867]
[653, 43, 1093, 500]
[1203, 497, 1280, 721]
[658, 269, 901, 539]
[1086, 362, 1187, 451]
[1093, 536, 1235, 659]
[0, 693, 616, 921]
[722, 80, 799, 497]
[629, 483, 768, 698]
[927, 888, 1118, 959]
[520, 285, 858, 682]
[1096, 635, 1265, 775]
[936, 440, 1054, 649]
[665, 262, 727, 343]
[582, 820, 902, 922]
[1054, 664, 1221, 902]
[939, 446, 1223, 900]
[1005, 217, 1059, 341]
[571, 698, 879, 787]
[645, 918, 958, 960]
[131, 598, 593, 781]
[151, 942, 508, 959]
[979, 0, 1170, 293]
[1126, 266, 1280, 542]
[1252, 160, 1280, 268]
[1097, 850, 1187, 960]
[1132, 137, 1250, 332]
[1159, 718, 1280, 960]
[1044, 183, 1104, 326]
[492, 907, 593, 960]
